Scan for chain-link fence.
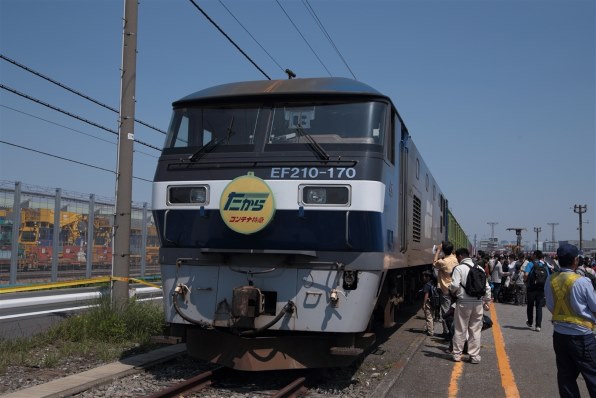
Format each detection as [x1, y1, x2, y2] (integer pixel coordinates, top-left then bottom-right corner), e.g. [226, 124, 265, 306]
[0, 180, 159, 285]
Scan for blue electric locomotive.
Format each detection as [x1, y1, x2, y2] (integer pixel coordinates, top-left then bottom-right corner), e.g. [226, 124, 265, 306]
[152, 77, 468, 370]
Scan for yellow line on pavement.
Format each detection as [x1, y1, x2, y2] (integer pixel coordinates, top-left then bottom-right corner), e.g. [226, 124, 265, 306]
[448, 361, 463, 397]
[489, 303, 521, 398]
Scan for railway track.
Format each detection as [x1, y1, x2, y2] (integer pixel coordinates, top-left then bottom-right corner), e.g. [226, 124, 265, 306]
[142, 367, 315, 398]
[141, 367, 227, 398]
[58, 352, 351, 398]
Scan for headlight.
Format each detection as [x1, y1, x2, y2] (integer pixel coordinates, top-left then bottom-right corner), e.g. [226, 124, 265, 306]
[300, 185, 350, 206]
[306, 187, 326, 204]
[168, 186, 209, 205]
[189, 187, 207, 203]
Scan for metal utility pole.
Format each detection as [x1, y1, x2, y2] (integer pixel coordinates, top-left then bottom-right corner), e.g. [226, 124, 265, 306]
[534, 227, 542, 251]
[547, 222, 559, 252]
[112, 0, 138, 307]
[487, 222, 498, 251]
[573, 205, 587, 251]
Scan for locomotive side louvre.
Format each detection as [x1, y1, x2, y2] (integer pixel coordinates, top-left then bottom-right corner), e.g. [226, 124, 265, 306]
[152, 77, 466, 370]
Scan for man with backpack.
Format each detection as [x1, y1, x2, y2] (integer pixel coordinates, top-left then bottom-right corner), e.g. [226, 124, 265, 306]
[449, 247, 491, 364]
[524, 250, 551, 331]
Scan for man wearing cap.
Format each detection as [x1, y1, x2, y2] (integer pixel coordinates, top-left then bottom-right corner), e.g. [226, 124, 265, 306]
[545, 243, 596, 397]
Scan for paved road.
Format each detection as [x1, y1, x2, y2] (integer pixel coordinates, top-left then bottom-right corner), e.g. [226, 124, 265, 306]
[372, 301, 591, 397]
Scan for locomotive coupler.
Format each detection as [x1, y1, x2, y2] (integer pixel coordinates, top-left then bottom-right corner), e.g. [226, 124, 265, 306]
[232, 285, 265, 329]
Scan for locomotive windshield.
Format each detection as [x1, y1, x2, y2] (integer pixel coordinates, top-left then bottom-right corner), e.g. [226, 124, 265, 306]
[164, 100, 387, 154]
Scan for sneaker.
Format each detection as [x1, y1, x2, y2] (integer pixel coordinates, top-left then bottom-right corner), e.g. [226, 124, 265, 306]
[453, 354, 461, 362]
[526, 321, 532, 328]
[469, 357, 481, 364]
[535, 327, 541, 332]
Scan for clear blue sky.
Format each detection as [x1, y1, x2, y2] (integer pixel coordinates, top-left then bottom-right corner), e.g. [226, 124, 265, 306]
[0, 0, 594, 246]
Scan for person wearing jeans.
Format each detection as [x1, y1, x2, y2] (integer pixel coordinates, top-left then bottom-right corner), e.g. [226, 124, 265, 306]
[524, 250, 550, 331]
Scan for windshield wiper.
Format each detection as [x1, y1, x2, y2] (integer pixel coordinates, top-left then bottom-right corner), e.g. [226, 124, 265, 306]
[188, 117, 235, 162]
[295, 124, 329, 161]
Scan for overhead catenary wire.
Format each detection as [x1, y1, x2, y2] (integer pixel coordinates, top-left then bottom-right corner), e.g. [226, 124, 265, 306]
[303, 0, 357, 80]
[0, 104, 158, 159]
[275, 0, 332, 77]
[0, 53, 167, 135]
[186, 0, 271, 80]
[217, 0, 286, 75]
[1, 104, 115, 146]
[0, 140, 152, 183]
[0, 84, 161, 151]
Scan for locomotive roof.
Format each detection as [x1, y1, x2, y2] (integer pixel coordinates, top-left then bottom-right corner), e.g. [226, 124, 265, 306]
[173, 77, 391, 106]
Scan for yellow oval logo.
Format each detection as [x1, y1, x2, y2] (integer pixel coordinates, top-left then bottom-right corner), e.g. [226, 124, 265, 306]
[220, 172, 276, 234]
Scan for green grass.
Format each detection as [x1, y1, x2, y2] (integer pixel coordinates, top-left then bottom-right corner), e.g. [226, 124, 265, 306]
[0, 296, 167, 373]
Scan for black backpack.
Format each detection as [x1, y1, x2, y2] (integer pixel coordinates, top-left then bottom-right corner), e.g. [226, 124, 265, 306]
[461, 263, 487, 299]
[528, 261, 548, 288]
[503, 261, 509, 273]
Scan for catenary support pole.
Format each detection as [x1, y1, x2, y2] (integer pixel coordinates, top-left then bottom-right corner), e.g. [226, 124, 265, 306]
[112, 0, 138, 307]
[573, 205, 587, 251]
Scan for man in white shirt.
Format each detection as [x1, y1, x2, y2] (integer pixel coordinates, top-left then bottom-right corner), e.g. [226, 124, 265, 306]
[449, 247, 492, 364]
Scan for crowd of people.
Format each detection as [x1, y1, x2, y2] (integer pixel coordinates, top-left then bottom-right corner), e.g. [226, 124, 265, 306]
[420, 241, 596, 396]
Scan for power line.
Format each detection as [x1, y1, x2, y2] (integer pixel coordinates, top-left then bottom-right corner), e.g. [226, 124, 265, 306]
[0, 104, 158, 159]
[275, 0, 332, 77]
[1, 104, 115, 145]
[0, 139, 152, 183]
[302, 0, 357, 80]
[186, 0, 271, 80]
[0, 53, 167, 135]
[217, 0, 286, 75]
[0, 84, 161, 151]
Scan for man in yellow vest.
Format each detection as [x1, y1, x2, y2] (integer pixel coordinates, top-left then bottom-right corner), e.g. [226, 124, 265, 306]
[545, 243, 596, 397]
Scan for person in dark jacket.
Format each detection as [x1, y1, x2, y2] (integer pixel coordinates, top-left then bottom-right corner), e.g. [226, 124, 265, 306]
[524, 250, 550, 332]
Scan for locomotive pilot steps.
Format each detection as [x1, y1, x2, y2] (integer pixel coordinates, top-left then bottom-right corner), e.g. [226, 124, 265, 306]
[152, 77, 470, 371]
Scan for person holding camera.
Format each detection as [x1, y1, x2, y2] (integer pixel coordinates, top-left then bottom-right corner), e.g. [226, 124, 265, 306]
[432, 241, 458, 338]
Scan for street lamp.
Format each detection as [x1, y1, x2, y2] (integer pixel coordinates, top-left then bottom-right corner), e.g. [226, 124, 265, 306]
[507, 228, 526, 254]
[534, 227, 541, 251]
